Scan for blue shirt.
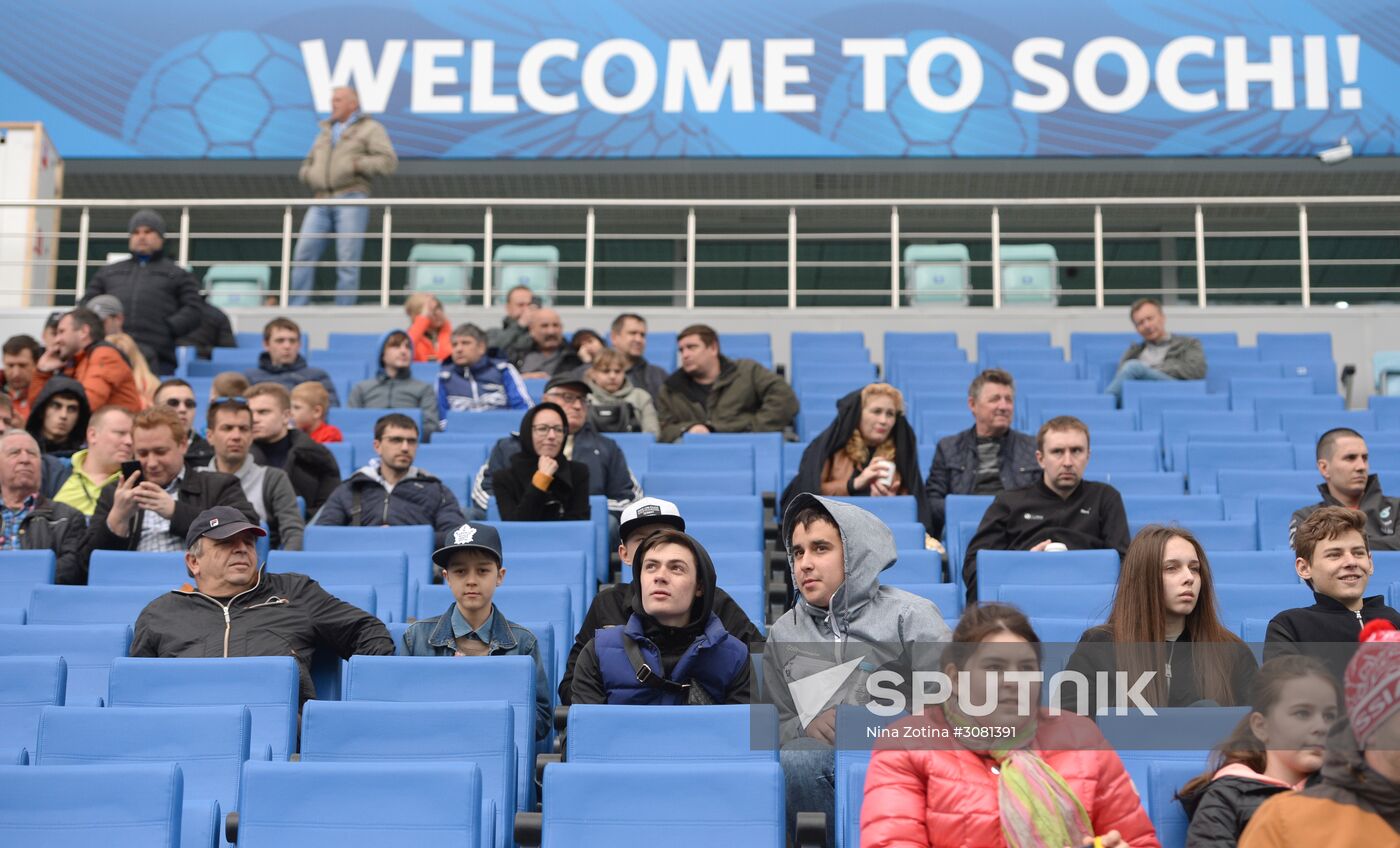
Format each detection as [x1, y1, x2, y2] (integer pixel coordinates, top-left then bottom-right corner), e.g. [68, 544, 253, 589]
[0, 494, 35, 549]
[450, 605, 495, 645]
[331, 113, 359, 146]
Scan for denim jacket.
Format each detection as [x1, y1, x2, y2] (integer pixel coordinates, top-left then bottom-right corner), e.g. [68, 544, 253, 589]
[402, 602, 551, 742]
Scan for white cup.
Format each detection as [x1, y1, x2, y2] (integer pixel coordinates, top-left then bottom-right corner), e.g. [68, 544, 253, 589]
[1043, 542, 1068, 552]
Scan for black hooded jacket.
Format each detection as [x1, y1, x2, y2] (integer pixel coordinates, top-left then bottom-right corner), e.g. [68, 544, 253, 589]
[492, 402, 589, 521]
[781, 388, 928, 527]
[82, 249, 205, 375]
[1177, 771, 1294, 847]
[25, 376, 91, 458]
[569, 530, 751, 705]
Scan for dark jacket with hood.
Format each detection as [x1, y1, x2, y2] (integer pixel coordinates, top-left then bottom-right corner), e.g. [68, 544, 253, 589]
[1178, 763, 1299, 848]
[782, 388, 928, 527]
[243, 352, 339, 407]
[1289, 474, 1400, 552]
[82, 250, 205, 375]
[924, 425, 1041, 537]
[657, 356, 799, 443]
[963, 477, 1131, 604]
[25, 376, 91, 459]
[491, 403, 590, 522]
[130, 568, 395, 704]
[1264, 592, 1400, 680]
[174, 297, 237, 361]
[251, 428, 341, 515]
[473, 421, 641, 516]
[311, 459, 466, 547]
[558, 580, 764, 705]
[570, 531, 751, 706]
[766, 494, 952, 744]
[15, 495, 88, 585]
[1060, 625, 1258, 714]
[348, 332, 440, 434]
[1237, 719, 1400, 846]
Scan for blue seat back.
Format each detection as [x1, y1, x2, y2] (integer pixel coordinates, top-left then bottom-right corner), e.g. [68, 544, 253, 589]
[0, 624, 130, 706]
[107, 656, 299, 761]
[565, 704, 777, 763]
[1214, 583, 1314, 622]
[885, 582, 961, 618]
[342, 655, 536, 811]
[35, 705, 251, 812]
[685, 521, 765, 554]
[645, 470, 756, 496]
[491, 521, 597, 583]
[1122, 495, 1224, 524]
[304, 524, 435, 587]
[975, 550, 1121, 600]
[1207, 552, 1301, 585]
[1129, 520, 1259, 552]
[266, 551, 409, 624]
[1150, 759, 1205, 848]
[839, 760, 868, 848]
[239, 761, 481, 848]
[0, 762, 184, 848]
[1086, 471, 1186, 495]
[539, 762, 783, 848]
[27, 585, 166, 626]
[0, 550, 55, 608]
[86, 551, 188, 587]
[0, 656, 65, 752]
[300, 700, 511, 845]
[1187, 442, 1296, 494]
[997, 583, 1115, 620]
[826, 495, 919, 525]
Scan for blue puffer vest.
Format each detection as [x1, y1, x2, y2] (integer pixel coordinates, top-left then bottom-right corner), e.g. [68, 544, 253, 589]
[595, 612, 749, 705]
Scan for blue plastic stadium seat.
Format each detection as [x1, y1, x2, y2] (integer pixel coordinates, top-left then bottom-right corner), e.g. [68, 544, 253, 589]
[35, 704, 252, 819]
[826, 495, 919, 525]
[1255, 394, 1344, 431]
[1122, 495, 1224, 524]
[990, 360, 1080, 382]
[1257, 494, 1313, 550]
[680, 432, 782, 495]
[885, 581, 961, 618]
[1208, 552, 1300, 584]
[839, 759, 868, 848]
[0, 549, 56, 609]
[0, 624, 130, 706]
[27, 585, 166, 626]
[999, 244, 1058, 305]
[665, 495, 764, 524]
[1136, 395, 1230, 431]
[997, 583, 1116, 620]
[206, 264, 271, 308]
[407, 243, 475, 303]
[1130, 519, 1258, 551]
[342, 655, 537, 811]
[107, 656, 299, 761]
[1214, 583, 1314, 622]
[300, 700, 510, 847]
[492, 520, 598, 584]
[1084, 471, 1186, 495]
[304, 524, 435, 586]
[645, 470, 755, 497]
[1187, 443, 1296, 495]
[1257, 332, 1332, 361]
[86, 551, 188, 587]
[1150, 759, 1209, 847]
[920, 411, 973, 443]
[489, 551, 590, 625]
[566, 704, 778, 763]
[539, 762, 783, 848]
[267, 551, 408, 623]
[1204, 363, 1284, 394]
[1229, 378, 1315, 411]
[684, 521, 764, 554]
[977, 332, 1051, 354]
[0, 656, 65, 754]
[239, 761, 481, 848]
[330, 406, 423, 433]
[878, 550, 942, 585]
[0, 762, 185, 848]
[1031, 617, 1100, 644]
[904, 244, 970, 304]
[1216, 471, 1320, 520]
[441, 410, 523, 437]
[1087, 444, 1161, 474]
[975, 550, 1121, 601]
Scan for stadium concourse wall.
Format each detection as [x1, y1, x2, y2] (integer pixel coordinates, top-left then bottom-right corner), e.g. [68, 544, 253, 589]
[3, 304, 1395, 403]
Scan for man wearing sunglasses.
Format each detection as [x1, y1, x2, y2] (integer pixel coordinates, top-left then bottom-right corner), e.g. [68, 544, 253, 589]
[153, 379, 214, 467]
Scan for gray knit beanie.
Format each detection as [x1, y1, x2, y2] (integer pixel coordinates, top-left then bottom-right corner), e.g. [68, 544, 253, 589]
[128, 209, 166, 238]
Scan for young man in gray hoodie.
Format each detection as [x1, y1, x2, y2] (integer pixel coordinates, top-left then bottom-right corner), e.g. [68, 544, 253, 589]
[764, 493, 952, 843]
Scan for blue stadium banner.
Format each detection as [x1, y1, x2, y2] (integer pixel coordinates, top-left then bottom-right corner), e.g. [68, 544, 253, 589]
[3, 0, 1397, 159]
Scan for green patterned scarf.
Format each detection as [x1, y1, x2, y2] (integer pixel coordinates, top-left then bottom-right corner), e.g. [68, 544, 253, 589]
[942, 702, 1094, 848]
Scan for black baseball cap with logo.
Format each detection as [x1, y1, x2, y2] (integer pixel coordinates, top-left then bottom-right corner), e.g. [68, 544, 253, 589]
[184, 506, 266, 549]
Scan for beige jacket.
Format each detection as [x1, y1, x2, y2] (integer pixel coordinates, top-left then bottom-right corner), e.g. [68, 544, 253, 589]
[298, 115, 398, 197]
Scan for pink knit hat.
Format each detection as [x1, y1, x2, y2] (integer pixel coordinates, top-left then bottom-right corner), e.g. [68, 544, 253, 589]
[1346, 620, 1400, 748]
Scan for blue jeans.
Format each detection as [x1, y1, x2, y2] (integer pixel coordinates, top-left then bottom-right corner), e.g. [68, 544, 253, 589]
[1105, 358, 1172, 402]
[780, 739, 834, 848]
[291, 192, 369, 306]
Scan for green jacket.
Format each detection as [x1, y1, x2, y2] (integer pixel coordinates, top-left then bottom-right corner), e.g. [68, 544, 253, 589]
[1117, 334, 1207, 380]
[298, 115, 398, 198]
[656, 357, 799, 443]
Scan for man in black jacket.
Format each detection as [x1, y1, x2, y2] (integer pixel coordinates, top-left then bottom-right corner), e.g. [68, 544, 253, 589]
[81, 406, 257, 583]
[1290, 428, 1400, 552]
[1265, 506, 1400, 678]
[130, 505, 394, 703]
[174, 296, 237, 361]
[924, 369, 1040, 539]
[962, 416, 1130, 603]
[80, 210, 204, 375]
[0, 429, 87, 584]
[557, 497, 764, 704]
[246, 382, 341, 514]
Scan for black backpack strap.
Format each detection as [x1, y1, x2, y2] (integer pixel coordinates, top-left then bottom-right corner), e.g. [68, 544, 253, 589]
[620, 633, 689, 697]
[349, 486, 362, 526]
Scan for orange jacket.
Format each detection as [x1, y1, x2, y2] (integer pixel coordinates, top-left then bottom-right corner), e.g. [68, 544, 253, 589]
[29, 343, 144, 413]
[861, 709, 1161, 848]
[408, 315, 452, 363]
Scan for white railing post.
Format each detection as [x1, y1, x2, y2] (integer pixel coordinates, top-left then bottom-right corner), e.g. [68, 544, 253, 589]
[280, 206, 293, 308]
[1194, 205, 1207, 307]
[1298, 203, 1312, 307]
[584, 207, 595, 308]
[889, 206, 900, 308]
[787, 207, 798, 310]
[685, 208, 696, 309]
[482, 207, 494, 307]
[178, 207, 191, 269]
[991, 206, 1002, 309]
[380, 205, 392, 308]
[1093, 205, 1105, 309]
[75, 207, 90, 299]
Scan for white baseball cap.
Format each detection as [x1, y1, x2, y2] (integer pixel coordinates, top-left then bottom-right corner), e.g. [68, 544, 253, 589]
[618, 497, 685, 541]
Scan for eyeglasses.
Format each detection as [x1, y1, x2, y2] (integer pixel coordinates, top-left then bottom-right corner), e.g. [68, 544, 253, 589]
[163, 398, 198, 409]
[531, 425, 566, 436]
[544, 392, 586, 406]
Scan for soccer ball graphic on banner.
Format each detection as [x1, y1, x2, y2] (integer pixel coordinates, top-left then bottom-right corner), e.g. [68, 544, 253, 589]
[820, 30, 1036, 157]
[122, 30, 318, 158]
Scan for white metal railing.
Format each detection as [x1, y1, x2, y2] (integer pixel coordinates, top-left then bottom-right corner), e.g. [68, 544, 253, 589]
[3, 195, 1400, 309]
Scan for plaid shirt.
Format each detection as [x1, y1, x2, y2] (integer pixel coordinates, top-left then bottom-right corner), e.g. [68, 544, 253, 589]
[0, 494, 37, 550]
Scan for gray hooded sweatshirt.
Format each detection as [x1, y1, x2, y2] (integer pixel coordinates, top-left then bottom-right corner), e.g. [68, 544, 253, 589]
[765, 494, 952, 744]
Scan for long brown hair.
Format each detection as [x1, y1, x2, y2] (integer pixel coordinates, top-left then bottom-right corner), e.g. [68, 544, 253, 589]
[1178, 655, 1340, 798]
[1106, 525, 1243, 707]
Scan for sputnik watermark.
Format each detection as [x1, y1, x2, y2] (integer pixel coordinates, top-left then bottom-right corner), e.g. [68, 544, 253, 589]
[860, 670, 1161, 718]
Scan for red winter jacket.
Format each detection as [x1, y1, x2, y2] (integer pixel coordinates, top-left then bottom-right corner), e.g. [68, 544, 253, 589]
[408, 315, 452, 363]
[861, 708, 1160, 848]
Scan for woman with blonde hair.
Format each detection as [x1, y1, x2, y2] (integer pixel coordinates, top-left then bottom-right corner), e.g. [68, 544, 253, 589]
[105, 332, 155, 408]
[782, 383, 927, 524]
